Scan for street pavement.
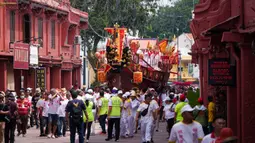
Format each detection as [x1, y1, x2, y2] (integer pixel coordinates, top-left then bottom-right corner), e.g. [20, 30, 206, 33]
[15, 122, 169, 143]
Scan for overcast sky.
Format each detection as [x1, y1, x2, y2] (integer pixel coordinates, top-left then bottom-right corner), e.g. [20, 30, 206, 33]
[158, 0, 176, 6]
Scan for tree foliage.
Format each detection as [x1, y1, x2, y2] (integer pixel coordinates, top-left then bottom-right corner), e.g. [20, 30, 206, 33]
[70, 0, 159, 68]
[144, 0, 199, 40]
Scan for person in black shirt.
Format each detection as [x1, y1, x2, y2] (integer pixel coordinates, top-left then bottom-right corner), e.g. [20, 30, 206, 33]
[0, 92, 9, 143]
[31, 88, 41, 129]
[4, 93, 17, 143]
[66, 91, 88, 143]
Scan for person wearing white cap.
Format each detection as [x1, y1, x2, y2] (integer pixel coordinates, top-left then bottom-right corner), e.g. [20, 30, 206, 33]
[120, 93, 128, 138]
[129, 90, 140, 135]
[105, 88, 123, 142]
[136, 93, 157, 143]
[83, 95, 94, 143]
[162, 97, 175, 138]
[169, 104, 204, 143]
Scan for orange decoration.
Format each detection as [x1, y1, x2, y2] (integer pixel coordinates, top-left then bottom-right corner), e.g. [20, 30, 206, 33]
[133, 71, 143, 84]
[97, 70, 106, 83]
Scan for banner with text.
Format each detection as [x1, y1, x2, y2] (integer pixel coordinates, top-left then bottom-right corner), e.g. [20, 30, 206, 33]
[14, 43, 29, 69]
[208, 59, 236, 86]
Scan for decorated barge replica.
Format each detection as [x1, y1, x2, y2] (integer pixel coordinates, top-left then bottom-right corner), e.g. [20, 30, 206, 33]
[96, 24, 179, 90]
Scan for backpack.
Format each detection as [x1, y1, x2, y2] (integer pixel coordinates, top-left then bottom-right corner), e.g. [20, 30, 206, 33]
[71, 101, 83, 124]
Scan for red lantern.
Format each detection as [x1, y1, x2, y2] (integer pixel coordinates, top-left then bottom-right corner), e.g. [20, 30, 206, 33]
[133, 72, 143, 84]
[97, 70, 106, 83]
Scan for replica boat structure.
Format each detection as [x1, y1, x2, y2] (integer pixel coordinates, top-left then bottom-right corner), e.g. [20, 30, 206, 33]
[95, 24, 179, 91]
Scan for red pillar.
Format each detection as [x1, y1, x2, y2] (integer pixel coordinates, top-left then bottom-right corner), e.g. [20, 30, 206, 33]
[0, 61, 7, 91]
[240, 43, 255, 143]
[76, 67, 81, 89]
[46, 67, 50, 91]
[27, 69, 35, 92]
[50, 67, 61, 89]
[14, 69, 21, 93]
[61, 71, 72, 90]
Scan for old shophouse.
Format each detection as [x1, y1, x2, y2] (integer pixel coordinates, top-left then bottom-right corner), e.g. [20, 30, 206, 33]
[0, 0, 88, 92]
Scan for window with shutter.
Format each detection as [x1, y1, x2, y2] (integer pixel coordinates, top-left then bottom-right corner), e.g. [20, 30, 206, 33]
[10, 11, 15, 42]
[51, 20, 55, 49]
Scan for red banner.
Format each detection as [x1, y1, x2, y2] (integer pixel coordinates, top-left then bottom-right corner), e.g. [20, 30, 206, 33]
[14, 43, 29, 69]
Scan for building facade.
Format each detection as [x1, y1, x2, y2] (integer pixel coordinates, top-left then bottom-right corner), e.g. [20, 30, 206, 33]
[0, 0, 88, 92]
[169, 33, 199, 82]
[190, 0, 255, 142]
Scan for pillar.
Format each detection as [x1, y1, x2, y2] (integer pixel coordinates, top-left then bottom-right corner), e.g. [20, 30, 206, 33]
[227, 43, 241, 140]
[61, 70, 72, 90]
[14, 69, 21, 94]
[240, 43, 255, 143]
[50, 67, 61, 89]
[76, 67, 81, 89]
[0, 61, 7, 91]
[46, 67, 50, 91]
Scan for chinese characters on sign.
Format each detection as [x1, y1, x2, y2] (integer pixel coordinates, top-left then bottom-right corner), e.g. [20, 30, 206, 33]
[14, 43, 29, 69]
[208, 59, 236, 86]
[36, 68, 46, 89]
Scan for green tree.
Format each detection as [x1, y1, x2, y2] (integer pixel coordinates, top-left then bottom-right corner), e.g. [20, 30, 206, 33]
[144, 0, 199, 40]
[70, 0, 159, 68]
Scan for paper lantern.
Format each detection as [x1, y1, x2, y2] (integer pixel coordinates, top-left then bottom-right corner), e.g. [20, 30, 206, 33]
[133, 71, 143, 84]
[97, 70, 106, 83]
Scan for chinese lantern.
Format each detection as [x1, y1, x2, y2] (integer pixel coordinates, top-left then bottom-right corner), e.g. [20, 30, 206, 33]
[97, 70, 106, 83]
[133, 71, 143, 84]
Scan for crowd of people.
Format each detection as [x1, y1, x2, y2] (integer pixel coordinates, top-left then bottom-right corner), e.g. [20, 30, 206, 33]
[0, 86, 237, 143]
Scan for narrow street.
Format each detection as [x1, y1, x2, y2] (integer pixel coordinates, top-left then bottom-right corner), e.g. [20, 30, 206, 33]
[15, 122, 169, 143]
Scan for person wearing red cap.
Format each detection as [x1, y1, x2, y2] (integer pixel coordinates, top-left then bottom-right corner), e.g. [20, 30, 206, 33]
[174, 94, 187, 122]
[194, 97, 208, 135]
[213, 128, 237, 143]
[202, 116, 226, 143]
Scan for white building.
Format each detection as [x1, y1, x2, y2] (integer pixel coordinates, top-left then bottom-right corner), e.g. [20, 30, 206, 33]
[169, 33, 199, 81]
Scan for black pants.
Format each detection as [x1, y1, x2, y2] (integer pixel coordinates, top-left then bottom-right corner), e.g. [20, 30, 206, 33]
[159, 106, 164, 120]
[83, 122, 92, 140]
[17, 115, 28, 134]
[5, 119, 16, 143]
[99, 114, 107, 133]
[70, 120, 84, 143]
[166, 118, 174, 135]
[107, 118, 120, 140]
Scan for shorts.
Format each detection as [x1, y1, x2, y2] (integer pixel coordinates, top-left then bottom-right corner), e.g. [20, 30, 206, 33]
[48, 114, 59, 125]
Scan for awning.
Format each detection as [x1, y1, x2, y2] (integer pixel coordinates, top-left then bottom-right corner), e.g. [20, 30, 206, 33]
[202, 15, 240, 36]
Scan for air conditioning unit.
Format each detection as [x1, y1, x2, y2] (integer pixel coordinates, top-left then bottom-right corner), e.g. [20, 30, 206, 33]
[74, 35, 82, 45]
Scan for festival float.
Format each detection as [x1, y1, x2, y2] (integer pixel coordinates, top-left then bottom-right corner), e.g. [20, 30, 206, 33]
[95, 24, 179, 91]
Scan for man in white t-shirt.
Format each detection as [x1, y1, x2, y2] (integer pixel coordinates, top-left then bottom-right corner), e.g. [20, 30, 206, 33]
[169, 104, 204, 143]
[163, 97, 175, 137]
[57, 88, 69, 137]
[47, 89, 61, 139]
[202, 116, 226, 143]
[136, 93, 156, 143]
[36, 93, 50, 136]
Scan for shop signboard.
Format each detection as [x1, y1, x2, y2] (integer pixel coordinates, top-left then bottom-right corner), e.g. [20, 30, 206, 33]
[208, 58, 236, 86]
[35, 67, 46, 89]
[13, 43, 29, 69]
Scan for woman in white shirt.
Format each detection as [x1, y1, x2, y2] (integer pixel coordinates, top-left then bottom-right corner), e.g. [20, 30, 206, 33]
[163, 97, 175, 138]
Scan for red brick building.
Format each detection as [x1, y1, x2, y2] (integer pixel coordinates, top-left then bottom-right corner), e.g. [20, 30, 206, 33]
[0, 0, 88, 92]
[190, 0, 255, 142]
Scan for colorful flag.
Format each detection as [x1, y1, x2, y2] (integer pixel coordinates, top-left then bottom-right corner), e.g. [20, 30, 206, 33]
[104, 64, 112, 73]
[158, 39, 168, 53]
